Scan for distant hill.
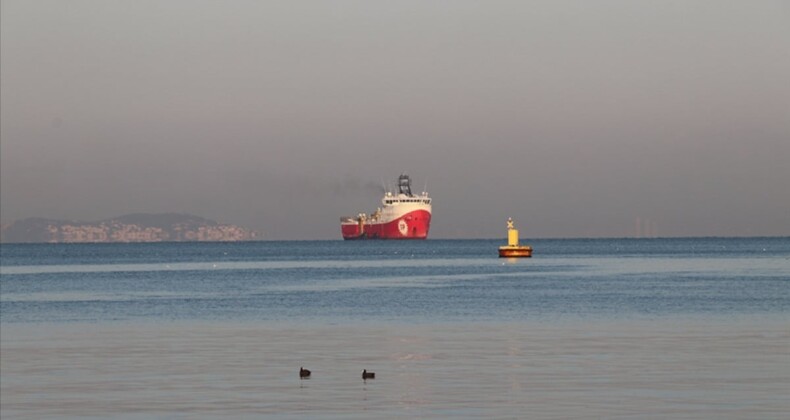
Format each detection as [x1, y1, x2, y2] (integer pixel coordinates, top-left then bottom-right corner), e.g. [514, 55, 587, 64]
[0, 213, 261, 243]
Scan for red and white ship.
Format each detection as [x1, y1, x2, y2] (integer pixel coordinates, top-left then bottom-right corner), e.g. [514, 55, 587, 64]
[340, 174, 432, 240]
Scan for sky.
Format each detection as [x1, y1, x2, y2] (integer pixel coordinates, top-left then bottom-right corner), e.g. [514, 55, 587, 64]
[2, 0, 789, 239]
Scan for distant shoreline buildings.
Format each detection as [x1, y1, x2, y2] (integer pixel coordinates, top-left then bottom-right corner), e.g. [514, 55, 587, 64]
[0, 213, 261, 243]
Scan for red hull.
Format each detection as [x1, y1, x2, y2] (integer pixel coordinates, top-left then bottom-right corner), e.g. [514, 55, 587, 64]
[341, 210, 431, 240]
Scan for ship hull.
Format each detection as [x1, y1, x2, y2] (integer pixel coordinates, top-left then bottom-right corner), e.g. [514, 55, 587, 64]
[341, 209, 431, 240]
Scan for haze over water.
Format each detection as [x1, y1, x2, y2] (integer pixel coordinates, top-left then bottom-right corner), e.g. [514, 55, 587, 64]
[2, 1, 789, 239]
[2, 238, 789, 418]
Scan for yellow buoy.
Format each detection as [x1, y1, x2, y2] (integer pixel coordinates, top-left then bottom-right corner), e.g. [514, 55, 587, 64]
[498, 217, 532, 258]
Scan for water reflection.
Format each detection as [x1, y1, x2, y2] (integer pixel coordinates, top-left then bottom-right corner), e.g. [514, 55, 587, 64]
[2, 318, 788, 418]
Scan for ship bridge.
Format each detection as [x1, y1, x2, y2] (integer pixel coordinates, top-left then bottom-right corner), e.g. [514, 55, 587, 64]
[383, 192, 431, 206]
[384, 175, 431, 206]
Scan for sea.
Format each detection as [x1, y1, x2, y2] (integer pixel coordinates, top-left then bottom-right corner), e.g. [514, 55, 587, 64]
[1, 237, 788, 419]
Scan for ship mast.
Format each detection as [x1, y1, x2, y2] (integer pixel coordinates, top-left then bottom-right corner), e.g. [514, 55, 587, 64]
[398, 174, 413, 197]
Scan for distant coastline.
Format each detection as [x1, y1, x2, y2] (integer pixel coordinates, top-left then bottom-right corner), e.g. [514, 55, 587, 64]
[0, 213, 261, 243]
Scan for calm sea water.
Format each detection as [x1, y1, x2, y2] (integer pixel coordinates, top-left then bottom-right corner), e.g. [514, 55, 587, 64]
[1, 238, 789, 419]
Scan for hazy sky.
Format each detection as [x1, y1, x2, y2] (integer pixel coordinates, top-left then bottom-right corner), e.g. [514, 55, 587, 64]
[2, 0, 789, 239]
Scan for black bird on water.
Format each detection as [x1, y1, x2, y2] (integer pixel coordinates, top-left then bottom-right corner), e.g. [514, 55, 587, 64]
[299, 367, 311, 378]
[362, 369, 375, 380]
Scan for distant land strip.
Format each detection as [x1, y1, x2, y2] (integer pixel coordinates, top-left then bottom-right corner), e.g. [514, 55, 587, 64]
[0, 213, 261, 243]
